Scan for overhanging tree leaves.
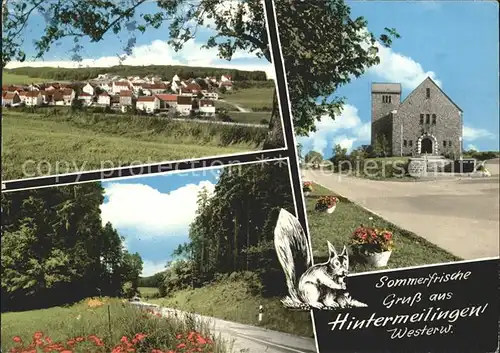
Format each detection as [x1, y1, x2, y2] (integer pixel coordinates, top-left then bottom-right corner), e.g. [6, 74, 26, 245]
[2, 0, 398, 138]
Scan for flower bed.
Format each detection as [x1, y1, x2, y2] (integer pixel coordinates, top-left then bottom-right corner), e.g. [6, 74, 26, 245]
[315, 195, 339, 212]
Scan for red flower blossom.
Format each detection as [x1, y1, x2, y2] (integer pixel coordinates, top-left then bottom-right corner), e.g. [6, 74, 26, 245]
[12, 336, 22, 343]
[175, 334, 182, 339]
[176, 343, 186, 349]
[33, 332, 43, 340]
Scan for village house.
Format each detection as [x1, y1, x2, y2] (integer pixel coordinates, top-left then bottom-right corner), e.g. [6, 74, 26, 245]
[110, 95, 120, 109]
[28, 83, 41, 91]
[176, 96, 193, 116]
[220, 74, 232, 82]
[97, 92, 111, 106]
[119, 90, 134, 112]
[97, 73, 110, 80]
[18, 91, 27, 104]
[136, 96, 160, 113]
[82, 82, 95, 96]
[156, 94, 178, 111]
[24, 91, 43, 106]
[78, 92, 93, 106]
[2, 92, 21, 106]
[198, 99, 216, 117]
[371, 77, 462, 158]
[112, 81, 131, 94]
[185, 83, 202, 95]
[61, 88, 75, 105]
[39, 91, 51, 105]
[219, 81, 233, 91]
[201, 90, 218, 100]
[52, 91, 65, 105]
[142, 83, 168, 95]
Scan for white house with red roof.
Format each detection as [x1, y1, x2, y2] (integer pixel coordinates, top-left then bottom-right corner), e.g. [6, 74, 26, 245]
[24, 91, 43, 106]
[156, 94, 178, 111]
[198, 99, 216, 116]
[176, 96, 193, 116]
[220, 74, 232, 82]
[97, 92, 111, 106]
[78, 92, 93, 106]
[136, 96, 160, 113]
[112, 81, 131, 94]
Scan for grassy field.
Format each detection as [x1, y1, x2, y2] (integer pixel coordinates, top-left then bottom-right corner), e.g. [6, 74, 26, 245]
[2, 72, 52, 85]
[1, 297, 230, 353]
[227, 111, 271, 124]
[222, 87, 274, 111]
[306, 183, 460, 272]
[150, 277, 313, 338]
[138, 287, 159, 299]
[2, 111, 267, 180]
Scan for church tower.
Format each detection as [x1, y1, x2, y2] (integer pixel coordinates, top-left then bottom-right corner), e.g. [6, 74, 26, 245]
[371, 83, 402, 149]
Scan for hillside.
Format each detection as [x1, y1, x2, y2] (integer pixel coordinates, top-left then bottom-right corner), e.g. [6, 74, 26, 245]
[4, 64, 268, 82]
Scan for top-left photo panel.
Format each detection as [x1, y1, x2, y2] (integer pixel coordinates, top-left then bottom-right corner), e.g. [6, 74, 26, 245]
[2, 0, 284, 182]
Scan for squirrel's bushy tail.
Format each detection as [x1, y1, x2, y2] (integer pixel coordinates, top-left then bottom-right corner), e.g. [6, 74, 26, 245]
[274, 208, 312, 307]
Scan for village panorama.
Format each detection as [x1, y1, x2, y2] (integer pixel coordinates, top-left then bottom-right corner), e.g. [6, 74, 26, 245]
[2, 73, 245, 119]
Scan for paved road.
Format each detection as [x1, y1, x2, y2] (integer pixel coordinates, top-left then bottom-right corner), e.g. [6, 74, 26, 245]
[133, 302, 317, 353]
[303, 167, 499, 260]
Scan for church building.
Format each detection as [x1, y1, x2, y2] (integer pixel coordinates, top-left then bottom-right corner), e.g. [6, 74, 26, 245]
[371, 77, 463, 158]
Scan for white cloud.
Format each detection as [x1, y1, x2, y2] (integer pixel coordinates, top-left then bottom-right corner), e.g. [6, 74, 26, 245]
[463, 126, 496, 141]
[141, 260, 168, 277]
[466, 144, 478, 151]
[297, 104, 370, 157]
[368, 42, 441, 90]
[100, 181, 215, 237]
[357, 29, 441, 90]
[5, 39, 275, 79]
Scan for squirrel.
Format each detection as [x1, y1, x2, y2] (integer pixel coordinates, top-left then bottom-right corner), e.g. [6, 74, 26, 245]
[274, 208, 367, 310]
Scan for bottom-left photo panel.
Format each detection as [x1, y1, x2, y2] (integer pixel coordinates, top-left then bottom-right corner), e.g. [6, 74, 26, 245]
[1, 160, 317, 353]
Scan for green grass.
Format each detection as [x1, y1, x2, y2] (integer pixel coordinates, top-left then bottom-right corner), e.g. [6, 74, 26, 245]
[214, 100, 239, 111]
[227, 111, 271, 124]
[222, 87, 274, 111]
[149, 278, 314, 338]
[307, 183, 460, 272]
[1, 297, 230, 353]
[2, 72, 52, 85]
[2, 111, 267, 180]
[138, 287, 159, 299]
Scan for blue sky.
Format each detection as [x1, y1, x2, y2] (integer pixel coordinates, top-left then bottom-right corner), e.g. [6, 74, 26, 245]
[6, 1, 275, 79]
[101, 168, 220, 276]
[298, 1, 499, 157]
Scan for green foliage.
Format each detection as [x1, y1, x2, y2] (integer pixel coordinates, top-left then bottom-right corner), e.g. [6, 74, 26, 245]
[1, 183, 142, 311]
[1, 299, 230, 353]
[463, 150, 499, 161]
[304, 150, 323, 163]
[4, 65, 266, 82]
[371, 134, 391, 157]
[170, 162, 295, 297]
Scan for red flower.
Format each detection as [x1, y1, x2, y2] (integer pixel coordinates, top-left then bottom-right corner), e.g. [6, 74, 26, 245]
[12, 336, 22, 343]
[60, 350, 73, 353]
[75, 336, 85, 342]
[33, 332, 43, 340]
[134, 333, 147, 342]
[196, 335, 207, 345]
[175, 334, 182, 339]
[151, 350, 164, 353]
[176, 343, 186, 349]
[88, 335, 104, 347]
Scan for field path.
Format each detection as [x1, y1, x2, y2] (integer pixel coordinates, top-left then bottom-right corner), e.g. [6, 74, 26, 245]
[134, 302, 317, 353]
[219, 99, 252, 113]
[303, 168, 499, 260]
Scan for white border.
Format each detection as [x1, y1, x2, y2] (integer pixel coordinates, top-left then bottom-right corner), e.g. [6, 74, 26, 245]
[266, 2, 498, 351]
[2, 156, 291, 192]
[2, 3, 289, 187]
[263, 2, 321, 352]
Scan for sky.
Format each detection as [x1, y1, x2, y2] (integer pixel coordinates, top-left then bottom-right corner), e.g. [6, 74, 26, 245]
[5, 1, 276, 79]
[297, 1, 499, 158]
[100, 168, 221, 277]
